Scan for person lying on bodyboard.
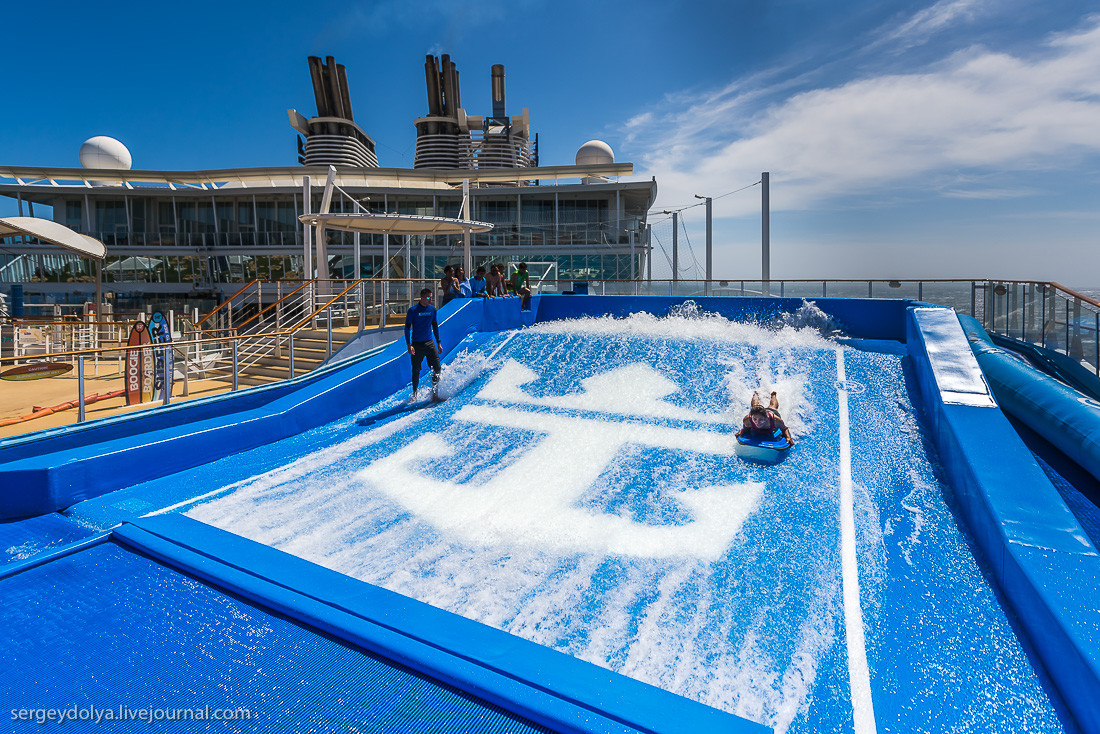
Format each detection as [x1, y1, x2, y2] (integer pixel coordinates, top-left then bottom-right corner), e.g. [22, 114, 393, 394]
[735, 391, 794, 448]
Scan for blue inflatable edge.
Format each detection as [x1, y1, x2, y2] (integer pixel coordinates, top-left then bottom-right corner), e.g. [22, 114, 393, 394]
[906, 306, 1100, 734]
[111, 513, 766, 734]
[0, 295, 907, 520]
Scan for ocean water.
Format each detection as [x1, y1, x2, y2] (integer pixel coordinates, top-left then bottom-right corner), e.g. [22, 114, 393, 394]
[173, 305, 1066, 733]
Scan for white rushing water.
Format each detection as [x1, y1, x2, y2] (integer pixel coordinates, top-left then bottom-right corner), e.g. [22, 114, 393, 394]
[184, 304, 1062, 732]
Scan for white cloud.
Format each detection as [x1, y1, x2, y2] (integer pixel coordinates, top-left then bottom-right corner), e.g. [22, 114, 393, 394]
[878, 0, 989, 49]
[625, 15, 1100, 218]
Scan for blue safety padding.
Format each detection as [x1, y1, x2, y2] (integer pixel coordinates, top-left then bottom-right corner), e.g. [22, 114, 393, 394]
[906, 306, 1100, 734]
[112, 514, 765, 734]
[0, 541, 558, 734]
[960, 315, 1100, 486]
[989, 331, 1100, 402]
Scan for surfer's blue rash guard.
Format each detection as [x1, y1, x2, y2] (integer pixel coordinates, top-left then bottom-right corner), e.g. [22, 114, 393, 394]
[405, 302, 440, 345]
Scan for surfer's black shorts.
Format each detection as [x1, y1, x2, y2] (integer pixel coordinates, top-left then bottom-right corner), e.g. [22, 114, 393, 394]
[410, 341, 440, 378]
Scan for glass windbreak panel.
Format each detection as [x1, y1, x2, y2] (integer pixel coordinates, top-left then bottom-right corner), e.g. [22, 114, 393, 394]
[65, 201, 83, 230]
[238, 201, 255, 229]
[869, 281, 920, 300]
[256, 201, 278, 231]
[179, 257, 196, 283]
[916, 283, 973, 313]
[158, 202, 176, 238]
[478, 199, 517, 224]
[395, 200, 434, 216]
[822, 282, 870, 299]
[559, 198, 608, 224]
[277, 202, 298, 230]
[521, 200, 554, 225]
[131, 199, 147, 234]
[165, 256, 181, 283]
[177, 202, 215, 234]
[94, 201, 127, 242]
[782, 282, 828, 299]
[217, 203, 235, 233]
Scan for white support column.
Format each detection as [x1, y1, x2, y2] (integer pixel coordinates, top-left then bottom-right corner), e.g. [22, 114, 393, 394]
[354, 231, 361, 279]
[462, 179, 471, 274]
[302, 176, 312, 279]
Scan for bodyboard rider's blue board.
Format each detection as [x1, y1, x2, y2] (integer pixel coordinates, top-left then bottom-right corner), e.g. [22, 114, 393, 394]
[735, 431, 791, 463]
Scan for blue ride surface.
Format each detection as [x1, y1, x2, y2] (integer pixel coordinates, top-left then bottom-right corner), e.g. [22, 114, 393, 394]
[1, 295, 1098, 733]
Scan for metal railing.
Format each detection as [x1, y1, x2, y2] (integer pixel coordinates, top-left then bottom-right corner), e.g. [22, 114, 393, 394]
[4, 278, 1098, 435]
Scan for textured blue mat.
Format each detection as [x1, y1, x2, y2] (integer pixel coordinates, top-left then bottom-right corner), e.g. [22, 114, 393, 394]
[0, 543, 552, 733]
[0, 513, 97, 570]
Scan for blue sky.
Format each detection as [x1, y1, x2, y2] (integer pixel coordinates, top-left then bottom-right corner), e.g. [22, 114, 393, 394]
[2, 0, 1097, 284]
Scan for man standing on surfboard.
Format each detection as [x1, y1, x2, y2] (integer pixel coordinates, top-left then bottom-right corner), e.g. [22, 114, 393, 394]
[405, 288, 442, 401]
[736, 391, 794, 447]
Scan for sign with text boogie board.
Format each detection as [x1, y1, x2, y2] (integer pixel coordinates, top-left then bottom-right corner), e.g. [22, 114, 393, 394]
[125, 321, 153, 405]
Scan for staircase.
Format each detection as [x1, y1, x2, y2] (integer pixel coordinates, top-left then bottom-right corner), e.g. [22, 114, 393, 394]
[234, 327, 358, 387]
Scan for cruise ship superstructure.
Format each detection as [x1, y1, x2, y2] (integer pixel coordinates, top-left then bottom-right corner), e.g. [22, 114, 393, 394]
[0, 54, 654, 312]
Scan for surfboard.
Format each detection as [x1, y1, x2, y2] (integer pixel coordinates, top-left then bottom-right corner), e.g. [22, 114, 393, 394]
[735, 431, 791, 463]
[125, 321, 151, 405]
[140, 324, 155, 403]
[0, 362, 73, 381]
[149, 312, 173, 400]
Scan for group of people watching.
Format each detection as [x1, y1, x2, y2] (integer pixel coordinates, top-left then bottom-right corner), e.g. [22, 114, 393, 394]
[439, 262, 532, 309]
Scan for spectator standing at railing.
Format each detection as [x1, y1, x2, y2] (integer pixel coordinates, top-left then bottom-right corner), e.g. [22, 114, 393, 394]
[453, 266, 469, 298]
[405, 288, 442, 401]
[510, 262, 533, 311]
[440, 265, 460, 307]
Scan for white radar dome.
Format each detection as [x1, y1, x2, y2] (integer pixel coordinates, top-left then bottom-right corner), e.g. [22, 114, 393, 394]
[575, 140, 614, 166]
[79, 136, 132, 170]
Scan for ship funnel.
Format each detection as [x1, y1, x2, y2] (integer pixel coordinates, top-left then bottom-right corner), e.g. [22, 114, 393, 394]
[491, 64, 506, 121]
[292, 56, 378, 167]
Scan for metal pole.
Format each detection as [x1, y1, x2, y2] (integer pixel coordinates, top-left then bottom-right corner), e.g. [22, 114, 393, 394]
[354, 231, 361, 280]
[646, 225, 652, 283]
[704, 196, 712, 288]
[162, 345, 171, 406]
[462, 179, 472, 274]
[327, 316, 333, 358]
[289, 332, 295, 378]
[761, 171, 770, 290]
[94, 258, 103, 320]
[629, 229, 635, 281]
[672, 212, 679, 283]
[359, 279, 366, 330]
[303, 175, 312, 279]
[77, 356, 85, 422]
[232, 340, 239, 391]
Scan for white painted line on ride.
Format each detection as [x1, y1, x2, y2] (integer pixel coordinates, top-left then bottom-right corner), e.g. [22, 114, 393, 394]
[487, 329, 520, 360]
[837, 349, 877, 734]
